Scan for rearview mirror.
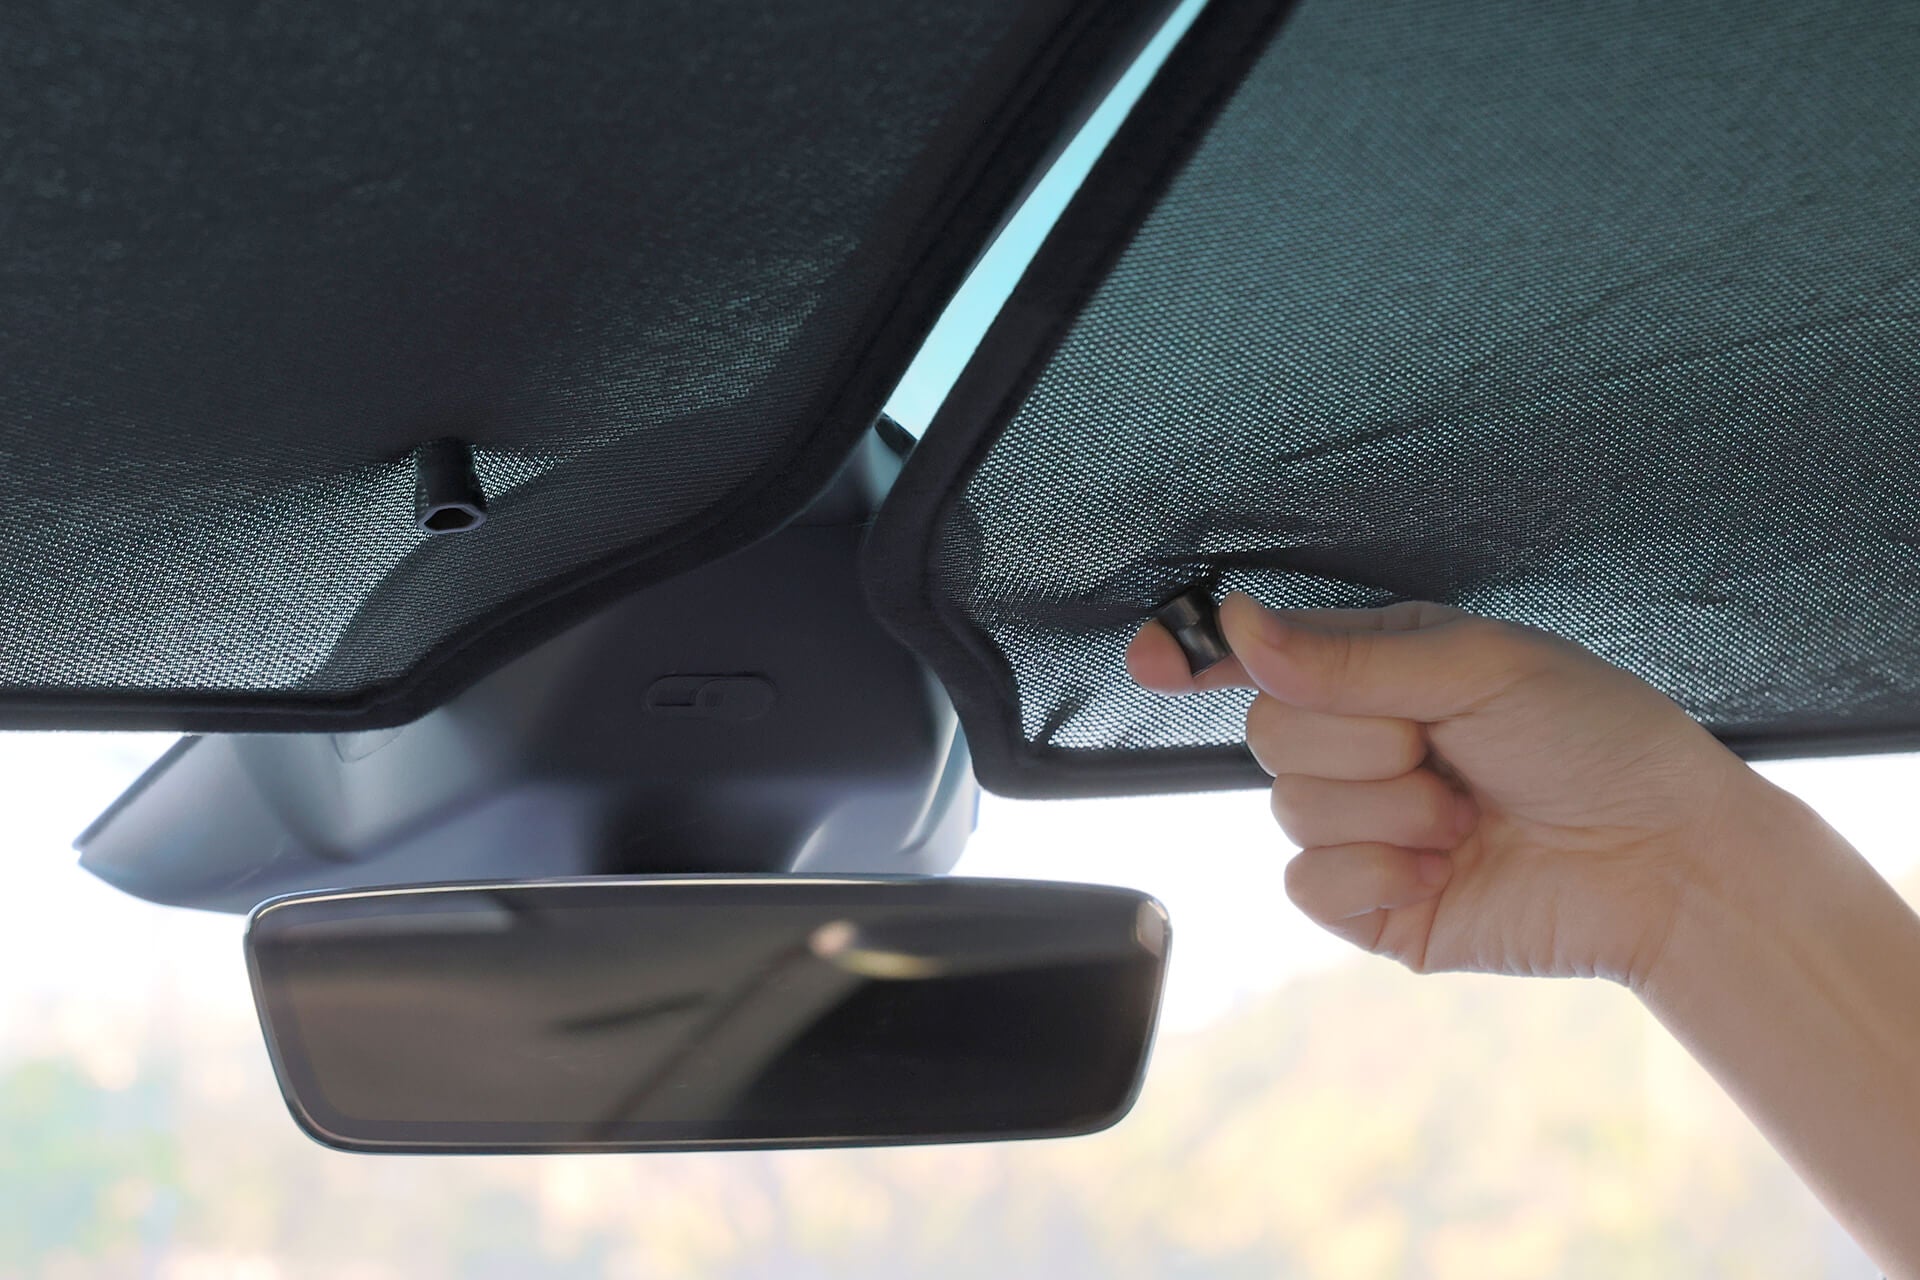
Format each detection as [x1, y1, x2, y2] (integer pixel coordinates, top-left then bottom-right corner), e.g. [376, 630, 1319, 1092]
[247, 877, 1169, 1153]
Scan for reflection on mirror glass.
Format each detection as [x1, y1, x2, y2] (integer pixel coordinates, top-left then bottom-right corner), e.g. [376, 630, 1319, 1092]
[247, 877, 1169, 1153]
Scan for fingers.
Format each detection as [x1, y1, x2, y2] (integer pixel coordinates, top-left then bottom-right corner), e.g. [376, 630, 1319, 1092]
[1125, 599, 1467, 696]
[1244, 695, 1427, 781]
[1284, 843, 1453, 939]
[1126, 595, 1492, 968]
[1216, 592, 1524, 722]
[1124, 618, 1252, 694]
[1270, 769, 1473, 851]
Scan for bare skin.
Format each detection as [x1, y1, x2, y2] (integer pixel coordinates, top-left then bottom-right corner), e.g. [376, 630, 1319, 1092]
[1128, 593, 1920, 1278]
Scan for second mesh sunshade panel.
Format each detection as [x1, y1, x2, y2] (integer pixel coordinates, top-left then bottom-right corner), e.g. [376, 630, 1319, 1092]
[869, 0, 1920, 797]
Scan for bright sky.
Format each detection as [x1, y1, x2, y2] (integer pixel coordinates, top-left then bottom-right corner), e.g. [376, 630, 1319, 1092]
[880, 0, 1207, 436]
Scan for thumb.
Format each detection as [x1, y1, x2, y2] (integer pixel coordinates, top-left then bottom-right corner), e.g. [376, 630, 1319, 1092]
[1218, 593, 1523, 723]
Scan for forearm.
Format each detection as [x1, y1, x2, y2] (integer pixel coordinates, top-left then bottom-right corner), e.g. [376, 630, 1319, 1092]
[1634, 778, 1920, 1278]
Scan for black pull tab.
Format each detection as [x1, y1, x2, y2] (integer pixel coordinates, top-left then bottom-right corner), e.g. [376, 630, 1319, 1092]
[1153, 588, 1230, 677]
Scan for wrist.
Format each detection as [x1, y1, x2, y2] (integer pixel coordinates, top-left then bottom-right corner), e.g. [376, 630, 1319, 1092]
[1619, 767, 1920, 1277]
[1627, 768, 1836, 1001]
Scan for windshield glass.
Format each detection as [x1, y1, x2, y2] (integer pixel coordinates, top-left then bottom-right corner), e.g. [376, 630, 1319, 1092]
[3, 731, 1902, 1278]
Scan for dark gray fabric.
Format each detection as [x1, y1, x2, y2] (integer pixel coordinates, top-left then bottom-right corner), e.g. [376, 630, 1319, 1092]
[0, 0, 1154, 719]
[918, 0, 1920, 781]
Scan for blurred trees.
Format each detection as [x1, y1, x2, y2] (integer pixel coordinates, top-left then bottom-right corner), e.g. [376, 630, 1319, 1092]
[2, 920, 1874, 1280]
[0, 1057, 178, 1277]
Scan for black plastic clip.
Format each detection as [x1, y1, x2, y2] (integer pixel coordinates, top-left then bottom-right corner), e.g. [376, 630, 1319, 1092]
[414, 439, 489, 535]
[1153, 587, 1230, 677]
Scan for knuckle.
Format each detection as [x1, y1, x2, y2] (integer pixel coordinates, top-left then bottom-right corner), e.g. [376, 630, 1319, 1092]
[1243, 696, 1285, 771]
[1409, 765, 1450, 806]
[1444, 616, 1552, 696]
[1268, 775, 1319, 842]
[1379, 599, 1443, 631]
[1458, 614, 1559, 672]
[1244, 692, 1281, 735]
[1414, 600, 1467, 627]
[1454, 614, 1518, 651]
[1380, 765, 1438, 818]
[1376, 719, 1428, 775]
[1290, 629, 1360, 712]
[1282, 850, 1327, 916]
[1410, 778, 1456, 839]
[1269, 772, 1309, 808]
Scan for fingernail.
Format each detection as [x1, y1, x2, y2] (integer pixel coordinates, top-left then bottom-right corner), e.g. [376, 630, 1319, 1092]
[1417, 852, 1453, 886]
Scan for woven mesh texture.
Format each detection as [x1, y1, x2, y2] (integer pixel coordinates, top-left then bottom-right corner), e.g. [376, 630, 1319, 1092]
[0, 0, 1116, 708]
[932, 0, 1920, 759]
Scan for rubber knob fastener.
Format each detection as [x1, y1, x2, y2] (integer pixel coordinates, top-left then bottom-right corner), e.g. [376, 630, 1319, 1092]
[1152, 589, 1231, 677]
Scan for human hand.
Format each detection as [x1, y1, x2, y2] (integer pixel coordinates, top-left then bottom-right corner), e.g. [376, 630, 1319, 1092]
[1127, 594, 1770, 985]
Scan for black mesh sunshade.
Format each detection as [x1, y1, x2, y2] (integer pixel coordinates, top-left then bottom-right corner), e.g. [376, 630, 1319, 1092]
[0, 0, 1167, 729]
[869, 0, 1920, 797]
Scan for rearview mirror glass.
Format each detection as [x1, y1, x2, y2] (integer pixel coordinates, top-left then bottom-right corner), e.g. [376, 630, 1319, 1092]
[247, 877, 1169, 1153]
